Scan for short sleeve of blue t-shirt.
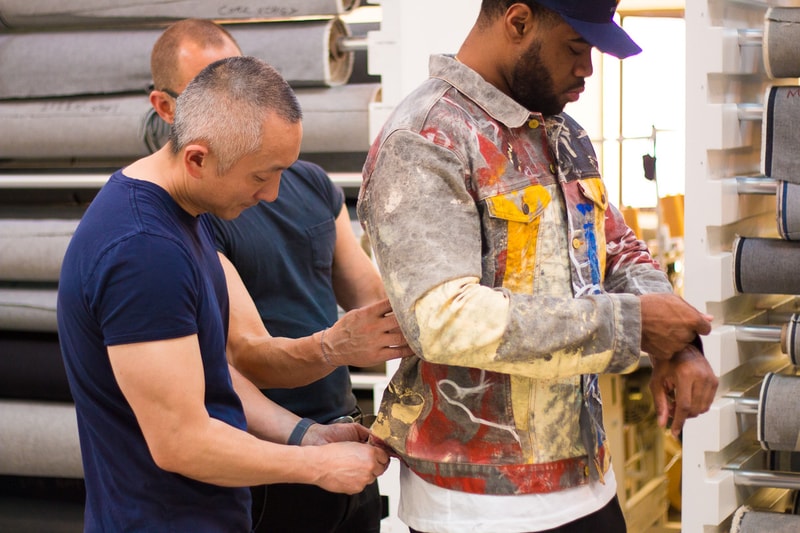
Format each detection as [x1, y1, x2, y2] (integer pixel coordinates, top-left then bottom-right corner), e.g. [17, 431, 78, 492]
[90, 232, 199, 347]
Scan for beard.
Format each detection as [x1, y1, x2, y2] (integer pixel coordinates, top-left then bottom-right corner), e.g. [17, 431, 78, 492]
[509, 40, 566, 116]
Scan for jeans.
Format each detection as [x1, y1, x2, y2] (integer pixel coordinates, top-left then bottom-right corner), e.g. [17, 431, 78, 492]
[251, 480, 382, 533]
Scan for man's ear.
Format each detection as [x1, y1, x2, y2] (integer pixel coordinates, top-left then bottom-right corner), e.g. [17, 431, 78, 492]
[183, 144, 210, 179]
[149, 90, 176, 124]
[504, 3, 533, 42]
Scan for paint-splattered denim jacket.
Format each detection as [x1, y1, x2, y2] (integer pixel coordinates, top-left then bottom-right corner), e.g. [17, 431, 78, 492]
[357, 54, 672, 495]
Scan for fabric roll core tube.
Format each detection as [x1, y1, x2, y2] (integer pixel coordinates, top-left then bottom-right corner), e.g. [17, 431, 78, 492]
[730, 314, 800, 365]
[736, 7, 800, 80]
[735, 177, 800, 241]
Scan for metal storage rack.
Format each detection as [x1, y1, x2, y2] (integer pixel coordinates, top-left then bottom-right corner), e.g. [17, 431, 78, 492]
[682, 1, 800, 531]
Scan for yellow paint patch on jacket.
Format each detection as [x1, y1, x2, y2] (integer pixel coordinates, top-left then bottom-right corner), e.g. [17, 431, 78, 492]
[485, 185, 551, 293]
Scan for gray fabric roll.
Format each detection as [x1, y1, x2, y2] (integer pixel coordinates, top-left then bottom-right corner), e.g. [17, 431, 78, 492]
[777, 180, 800, 240]
[0, 288, 58, 332]
[0, 95, 152, 160]
[0, 19, 353, 99]
[3, 83, 378, 161]
[0, 400, 83, 478]
[731, 505, 800, 533]
[143, 83, 381, 155]
[764, 8, 800, 80]
[230, 19, 354, 88]
[733, 236, 800, 295]
[295, 83, 381, 153]
[785, 314, 800, 366]
[758, 372, 800, 452]
[0, 219, 79, 282]
[0, 30, 158, 99]
[0, 0, 357, 30]
[762, 85, 800, 184]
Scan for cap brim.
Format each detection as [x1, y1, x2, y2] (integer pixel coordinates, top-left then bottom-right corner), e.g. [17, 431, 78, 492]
[562, 16, 642, 59]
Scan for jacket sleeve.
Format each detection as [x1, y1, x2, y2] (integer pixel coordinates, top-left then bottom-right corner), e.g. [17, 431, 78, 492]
[602, 201, 674, 296]
[359, 130, 642, 379]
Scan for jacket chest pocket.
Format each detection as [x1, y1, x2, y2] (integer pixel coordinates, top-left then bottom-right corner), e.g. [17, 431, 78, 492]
[484, 184, 551, 293]
[574, 178, 610, 285]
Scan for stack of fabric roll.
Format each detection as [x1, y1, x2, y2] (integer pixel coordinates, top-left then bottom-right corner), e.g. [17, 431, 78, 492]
[0, 0, 380, 169]
[733, 8, 800, 295]
[726, 7, 800, 528]
[0, 0, 379, 524]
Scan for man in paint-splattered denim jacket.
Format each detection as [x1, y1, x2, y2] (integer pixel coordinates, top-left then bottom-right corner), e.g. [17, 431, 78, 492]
[358, 53, 701, 496]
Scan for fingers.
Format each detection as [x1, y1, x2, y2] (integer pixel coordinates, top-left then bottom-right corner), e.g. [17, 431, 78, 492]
[649, 348, 719, 437]
[669, 385, 691, 437]
[372, 449, 391, 477]
[649, 379, 672, 430]
[362, 297, 394, 318]
[640, 293, 713, 360]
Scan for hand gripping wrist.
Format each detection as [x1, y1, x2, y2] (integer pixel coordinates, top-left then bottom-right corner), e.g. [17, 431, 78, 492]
[288, 418, 316, 446]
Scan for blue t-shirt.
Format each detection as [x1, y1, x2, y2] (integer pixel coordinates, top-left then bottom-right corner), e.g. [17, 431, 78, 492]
[202, 160, 357, 422]
[57, 171, 251, 532]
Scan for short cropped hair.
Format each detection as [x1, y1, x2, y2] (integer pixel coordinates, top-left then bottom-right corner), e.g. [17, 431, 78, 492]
[151, 18, 242, 94]
[170, 56, 302, 174]
[478, 0, 561, 28]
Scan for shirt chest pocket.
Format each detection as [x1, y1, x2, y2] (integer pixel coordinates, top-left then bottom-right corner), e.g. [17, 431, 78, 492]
[305, 218, 336, 271]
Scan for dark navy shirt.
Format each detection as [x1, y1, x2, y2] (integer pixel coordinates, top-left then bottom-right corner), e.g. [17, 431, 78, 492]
[57, 171, 250, 532]
[203, 160, 357, 422]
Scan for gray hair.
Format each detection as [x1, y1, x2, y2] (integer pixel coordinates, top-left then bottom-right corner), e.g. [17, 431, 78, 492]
[169, 56, 302, 174]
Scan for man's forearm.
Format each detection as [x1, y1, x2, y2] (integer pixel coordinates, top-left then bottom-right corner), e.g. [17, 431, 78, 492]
[229, 333, 332, 389]
[229, 364, 302, 441]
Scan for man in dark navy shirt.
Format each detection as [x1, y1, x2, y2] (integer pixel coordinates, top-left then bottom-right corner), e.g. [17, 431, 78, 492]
[147, 19, 407, 533]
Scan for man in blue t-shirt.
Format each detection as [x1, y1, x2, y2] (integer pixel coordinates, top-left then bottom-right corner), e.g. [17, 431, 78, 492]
[58, 56, 392, 532]
[146, 19, 403, 533]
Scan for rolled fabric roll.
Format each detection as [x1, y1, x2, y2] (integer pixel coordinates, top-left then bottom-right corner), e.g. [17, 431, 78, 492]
[3, 84, 378, 161]
[230, 18, 354, 88]
[762, 85, 800, 185]
[733, 236, 800, 295]
[0, 95, 152, 160]
[731, 505, 800, 533]
[764, 8, 800, 80]
[0, 219, 79, 282]
[0, 332, 71, 402]
[0, 30, 158, 99]
[0, 0, 358, 30]
[295, 83, 381, 153]
[785, 314, 800, 366]
[0, 288, 58, 332]
[0, 19, 353, 99]
[0, 400, 82, 478]
[777, 180, 800, 240]
[758, 372, 800, 452]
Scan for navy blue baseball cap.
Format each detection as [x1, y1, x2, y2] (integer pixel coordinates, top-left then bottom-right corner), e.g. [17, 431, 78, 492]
[535, 0, 642, 59]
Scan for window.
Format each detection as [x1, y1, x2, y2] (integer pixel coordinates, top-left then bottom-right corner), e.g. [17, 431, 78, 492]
[567, 13, 686, 210]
